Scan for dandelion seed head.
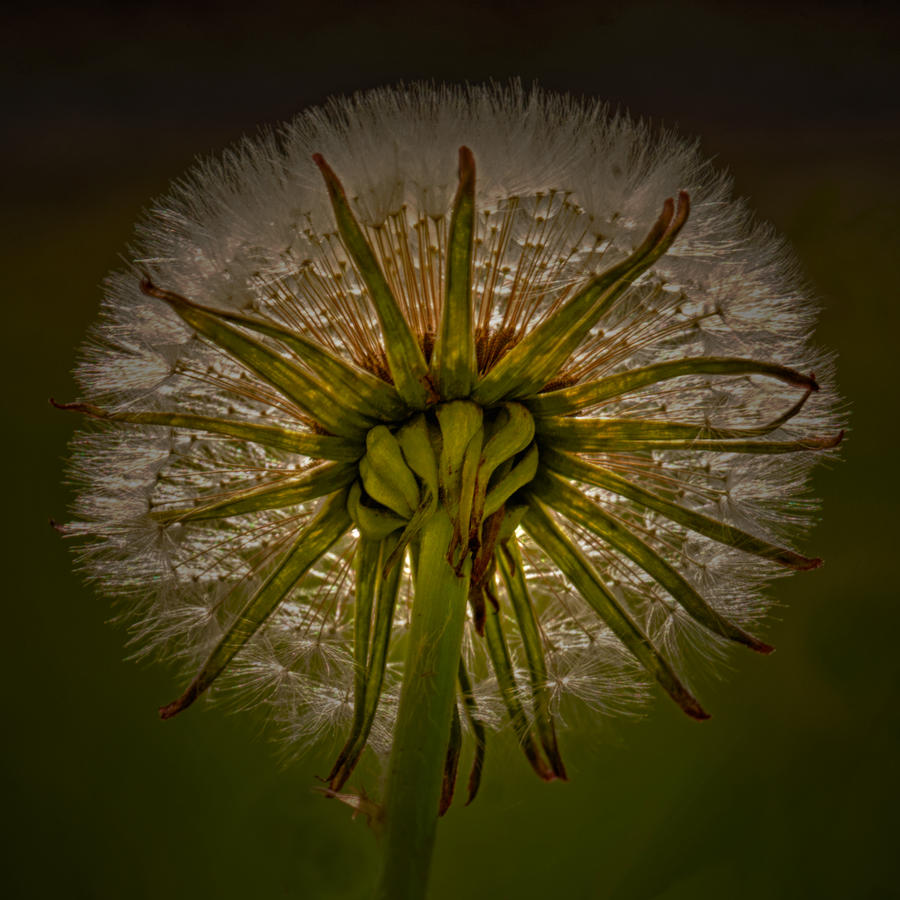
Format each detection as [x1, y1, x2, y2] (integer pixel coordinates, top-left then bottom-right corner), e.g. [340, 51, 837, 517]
[63, 83, 842, 780]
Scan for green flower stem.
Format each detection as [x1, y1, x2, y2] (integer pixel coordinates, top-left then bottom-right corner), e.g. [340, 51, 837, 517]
[375, 507, 471, 900]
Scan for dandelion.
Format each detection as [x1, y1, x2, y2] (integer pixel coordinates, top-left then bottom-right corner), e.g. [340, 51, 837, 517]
[58, 83, 842, 899]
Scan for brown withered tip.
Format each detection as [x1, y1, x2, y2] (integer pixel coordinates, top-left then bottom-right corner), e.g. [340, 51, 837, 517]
[457, 146, 476, 184]
[668, 190, 691, 236]
[680, 692, 711, 721]
[159, 682, 201, 720]
[748, 637, 776, 656]
[49, 399, 107, 419]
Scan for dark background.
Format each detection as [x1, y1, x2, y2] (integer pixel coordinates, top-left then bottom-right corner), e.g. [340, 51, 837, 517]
[6, 1, 899, 897]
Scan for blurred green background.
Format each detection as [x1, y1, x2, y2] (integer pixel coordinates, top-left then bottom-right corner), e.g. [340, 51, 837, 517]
[5, 1, 898, 897]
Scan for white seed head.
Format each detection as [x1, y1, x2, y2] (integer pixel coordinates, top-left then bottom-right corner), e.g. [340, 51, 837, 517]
[64, 82, 843, 764]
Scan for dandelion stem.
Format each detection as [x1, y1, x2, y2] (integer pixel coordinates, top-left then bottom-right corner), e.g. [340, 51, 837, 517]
[375, 507, 471, 900]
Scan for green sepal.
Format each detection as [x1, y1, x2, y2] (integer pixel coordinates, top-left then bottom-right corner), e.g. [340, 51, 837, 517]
[53, 400, 362, 460]
[469, 404, 534, 555]
[453, 425, 485, 566]
[141, 279, 374, 438]
[312, 155, 433, 410]
[483, 444, 539, 518]
[497, 502, 529, 541]
[383, 487, 436, 575]
[396, 414, 440, 501]
[530, 471, 774, 653]
[361, 425, 421, 517]
[526, 357, 818, 417]
[328, 535, 404, 790]
[347, 482, 405, 541]
[436, 402, 484, 563]
[497, 540, 567, 779]
[542, 447, 821, 570]
[522, 497, 709, 720]
[483, 587, 557, 781]
[433, 146, 478, 399]
[159, 489, 352, 719]
[152, 461, 357, 524]
[473, 193, 690, 405]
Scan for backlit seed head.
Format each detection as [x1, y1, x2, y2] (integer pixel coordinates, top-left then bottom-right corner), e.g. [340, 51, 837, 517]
[61, 83, 843, 804]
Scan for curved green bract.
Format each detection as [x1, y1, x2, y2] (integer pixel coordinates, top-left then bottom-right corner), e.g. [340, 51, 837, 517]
[181, 301, 409, 421]
[497, 541, 566, 779]
[55, 401, 361, 459]
[483, 444, 539, 518]
[159, 489, 352, 719]
[483, 577, 557, 781]
[572, 434, 843, 454]
[526, 357, 817, 417]
[473, 193, 689, 405]
[433, 147, 477, 399]
[152, 461, 357, 523]
[142, 280, 374, 438]
[535, 391, 811, 451]
[328, 536, 403, 791]
[542, 448, 820, 570]
[313, 155, 433, 410]
[530, 472, 773, 653]
[522, 498, 709, 720]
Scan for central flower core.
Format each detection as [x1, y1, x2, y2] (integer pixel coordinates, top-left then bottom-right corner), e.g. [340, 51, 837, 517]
[348, 401, 538, 625]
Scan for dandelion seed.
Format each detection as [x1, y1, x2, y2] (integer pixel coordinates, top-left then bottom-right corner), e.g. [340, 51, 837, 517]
[59, 83, 843, 899]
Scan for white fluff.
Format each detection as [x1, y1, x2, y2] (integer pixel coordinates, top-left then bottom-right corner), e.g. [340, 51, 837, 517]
[65, 82, 842, 758]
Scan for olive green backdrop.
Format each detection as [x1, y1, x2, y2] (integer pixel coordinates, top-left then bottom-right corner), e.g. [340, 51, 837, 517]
[5, 1, 898, 897]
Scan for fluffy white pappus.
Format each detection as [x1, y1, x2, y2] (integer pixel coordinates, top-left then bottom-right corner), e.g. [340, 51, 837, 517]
[64, 82, 843, 764]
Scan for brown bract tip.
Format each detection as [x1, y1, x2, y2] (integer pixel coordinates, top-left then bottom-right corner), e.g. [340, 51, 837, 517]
[159, 681, 201, 720]
[667, 190, 691, 239]
[748, 637, 776, 656]
[457, 146, 476, 187]
[50, 399, 106, 419]
[680, 692, 711, 721]
[312, 153, 346, 197]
